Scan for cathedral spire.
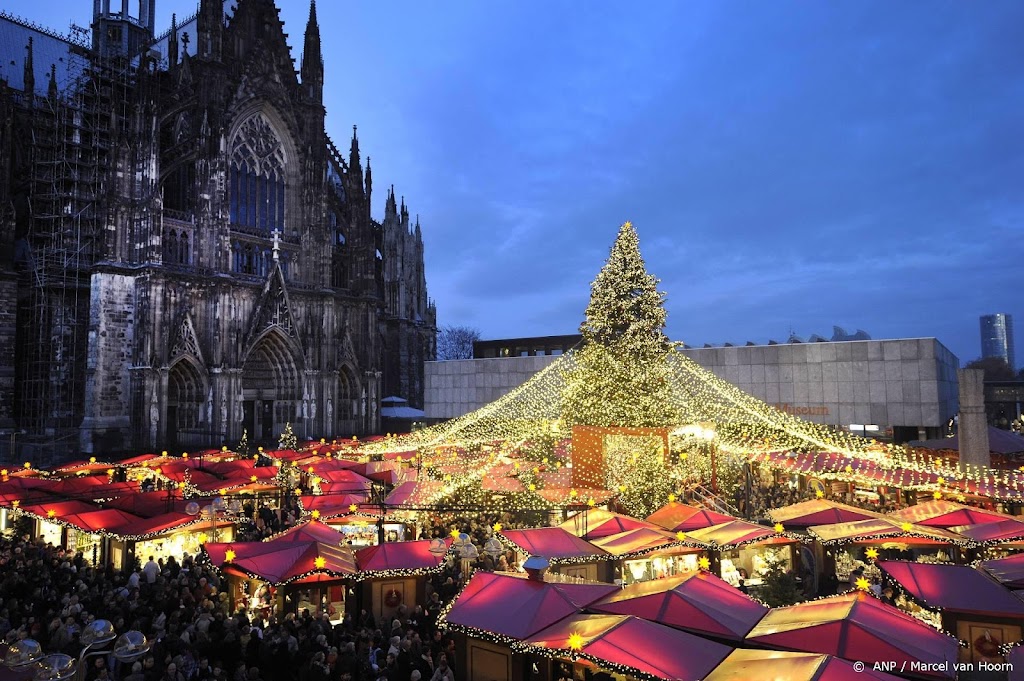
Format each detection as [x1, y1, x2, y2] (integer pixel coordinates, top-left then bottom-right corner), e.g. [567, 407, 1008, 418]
[415, 215, 422, 241]
[23, 37, 34, 98]
[349, 125, 361, 169]
[301, 0, 324, 102]
[47, 64, 57, 101]
[197, 0, 223, 60]
[400, 196, 409, 229]
[385, 185, 397, 220]
[168, 13, 179, 68]
[364, 156, 373, 215]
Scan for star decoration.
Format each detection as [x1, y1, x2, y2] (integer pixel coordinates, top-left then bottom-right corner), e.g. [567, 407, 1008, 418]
[567, 632, 585, 651]
[528, 483, 537, 492]
[866, 548, 879, 560]
[855, 576, 870, 591]
[957, 494, 966, 503]
[618, 485, 627, 493]
[845, 464, 853, 473]
[937, 476, 945, 485]
[774, 523, 785, 533]
[668, 493, 677, 503]
[450, 529, 461, 539]
[815, 490, 825, 499]
[570, 489, 578, 498]
[698, 556, 711, 571]
[89, 456, 97, 463]
[675, 531, 686, 541]
[311, 510, 321, 519]
[314, 556, 326, 569]
[225, 549, 236, 563]
[47, 509, 56, 518]
[349, 504, 358, 512]
[23, 462, 31, 469]
[198, 533, 209, 544]
[250, 475, 258, 482]
[933, 490, 942, 500]
[900, 522, 912, 532]
[587, 498, 596, 507]
[492, 523, 503, 532]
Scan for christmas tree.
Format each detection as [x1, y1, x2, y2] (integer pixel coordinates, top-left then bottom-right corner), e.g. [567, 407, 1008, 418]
[562, 221, 679, 427]
[237, 428, 251, 457]
[278, 422, 298, 450]
[759, 549, 802, 607]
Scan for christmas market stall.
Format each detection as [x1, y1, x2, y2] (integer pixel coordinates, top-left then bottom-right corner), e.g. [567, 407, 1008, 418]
[439, 569, 618, 681]
[769, 499, 883, 529]
[745, 592, 959, 679]
[981, 553, 1024, 590]
[499, 527, 613, 582]
[588, 570, 768, 642]
[586, 527, 707, 585]
[887, 500, 1015, 529]
[204, 520, 357, 621]
[517, 613, 733, 681]
[808, 519, 971, 588]
[879, 560, 1024, 666]
[353, 537, 453, 623]
[686, 520, 804, 592]
[701, 649, 904, 681]
[645, 501, 735, 533]
[559, 508, 661, 539]
[951, 518, 1024, 560]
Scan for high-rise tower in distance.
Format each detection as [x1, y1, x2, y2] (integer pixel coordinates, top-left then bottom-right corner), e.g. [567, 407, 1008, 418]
[980, 314, 1015, 371]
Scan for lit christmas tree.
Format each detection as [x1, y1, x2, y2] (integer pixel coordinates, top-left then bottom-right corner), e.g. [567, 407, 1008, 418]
[278, 422, 298, 451]
[562, 221, 679, 427]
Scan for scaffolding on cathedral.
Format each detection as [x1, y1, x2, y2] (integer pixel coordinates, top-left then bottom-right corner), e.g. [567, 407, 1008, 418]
[12, 22, 144, 463]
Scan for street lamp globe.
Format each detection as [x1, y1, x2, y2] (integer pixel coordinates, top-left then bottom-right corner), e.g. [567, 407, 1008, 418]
[185, 501, 201, 516]
[33, 653, 76, 681]
[79, 619, 116, 647]
[113, 631, 151, 663]
[3, 638, 42, 668]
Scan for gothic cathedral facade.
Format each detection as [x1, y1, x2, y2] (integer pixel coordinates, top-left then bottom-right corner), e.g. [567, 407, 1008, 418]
[0, 0, 436, 460]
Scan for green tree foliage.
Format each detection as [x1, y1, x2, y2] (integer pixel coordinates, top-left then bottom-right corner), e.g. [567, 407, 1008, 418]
[562, 221, 679, 427]
[759, 549, 802, 607]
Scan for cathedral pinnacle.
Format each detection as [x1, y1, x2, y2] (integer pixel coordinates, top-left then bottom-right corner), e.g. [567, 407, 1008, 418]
[301, 0, 323, 100]
[23, 37, 34, 97]
[349, 125, 361, 167]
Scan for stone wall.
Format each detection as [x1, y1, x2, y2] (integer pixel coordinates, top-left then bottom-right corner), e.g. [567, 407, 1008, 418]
[424, 338, 960, 431]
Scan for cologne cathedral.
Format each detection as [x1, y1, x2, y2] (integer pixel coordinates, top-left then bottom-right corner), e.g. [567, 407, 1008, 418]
[0, 0, 436, 460]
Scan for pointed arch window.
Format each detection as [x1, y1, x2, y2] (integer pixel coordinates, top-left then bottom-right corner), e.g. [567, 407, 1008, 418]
[229, 113, 286, 235]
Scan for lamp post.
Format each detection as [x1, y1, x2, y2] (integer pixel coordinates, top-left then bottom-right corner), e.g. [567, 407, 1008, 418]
[371, 483, 387, 545]
[4, 624, 152, 681]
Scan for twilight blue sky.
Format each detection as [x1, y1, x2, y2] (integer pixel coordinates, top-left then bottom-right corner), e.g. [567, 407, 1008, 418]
[8, 0, 1023, 365]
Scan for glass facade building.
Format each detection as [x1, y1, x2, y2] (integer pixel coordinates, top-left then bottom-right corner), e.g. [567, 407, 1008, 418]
[980, 314, 1015, 371]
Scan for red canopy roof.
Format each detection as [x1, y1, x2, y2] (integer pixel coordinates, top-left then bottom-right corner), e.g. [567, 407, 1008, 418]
[887, 500, 1013, 528]
[22, 499, 99, 518]
[442, 571, 618, 640]
[117, 511, 202, 538]
[746, 593, 958, 679]
[588, 528, 699, 558]
[951, 518, 1024, 544]
[808, 519, 964, 546]
[355, 538, 452, 576]
[522, 613, 732, 681]
[589, 571, 767, 641]
[205, 520, 356, 585]
[317, 468, 373, 489]
[687, 520, 798, 548]
[646, 502, 735, 532]
[879, 560, 1024, 617]
[299, 494, 370, 518]
[769, 499, 882, 528]
[703, 650, 904, 681]
[500, 527, 610, 561]
[59, 509, 142, 534]
[980, 553, 1024, 589]
[559, 509, 661, 539]
[102, 490, 186, 517]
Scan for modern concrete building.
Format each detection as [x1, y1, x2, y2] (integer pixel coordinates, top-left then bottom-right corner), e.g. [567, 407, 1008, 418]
[980, 314, 1015, 371]
[425, 338, 961, 442]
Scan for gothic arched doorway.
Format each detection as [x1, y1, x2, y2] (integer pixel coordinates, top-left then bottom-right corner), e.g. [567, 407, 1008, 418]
[167, 357, 207, 450]
[242, 329, 303, 443]
[338, 364, 360, 435]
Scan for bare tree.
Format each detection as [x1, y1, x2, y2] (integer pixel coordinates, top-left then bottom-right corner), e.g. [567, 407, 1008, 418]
[437, 325, 481, 360]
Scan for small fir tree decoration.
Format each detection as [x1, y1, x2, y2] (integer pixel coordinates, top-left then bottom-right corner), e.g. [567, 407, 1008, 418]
[278, 422, 298, 450]
[237, 428, 251, 457]
[759, 549, 802, 607]
[562, 221, 680, 428]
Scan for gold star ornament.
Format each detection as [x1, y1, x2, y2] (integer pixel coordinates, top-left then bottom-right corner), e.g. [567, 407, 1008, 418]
[855, 576, 870, 591]
[567, 632, 585, 651]
[314, 556, 326, 569]
[225, 549, 236, 563]
[866, 548, 879, 560]
[698, 556, 711, 571]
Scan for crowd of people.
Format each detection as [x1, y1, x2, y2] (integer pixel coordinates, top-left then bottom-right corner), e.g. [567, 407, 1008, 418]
[0, 532, 479, 681]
